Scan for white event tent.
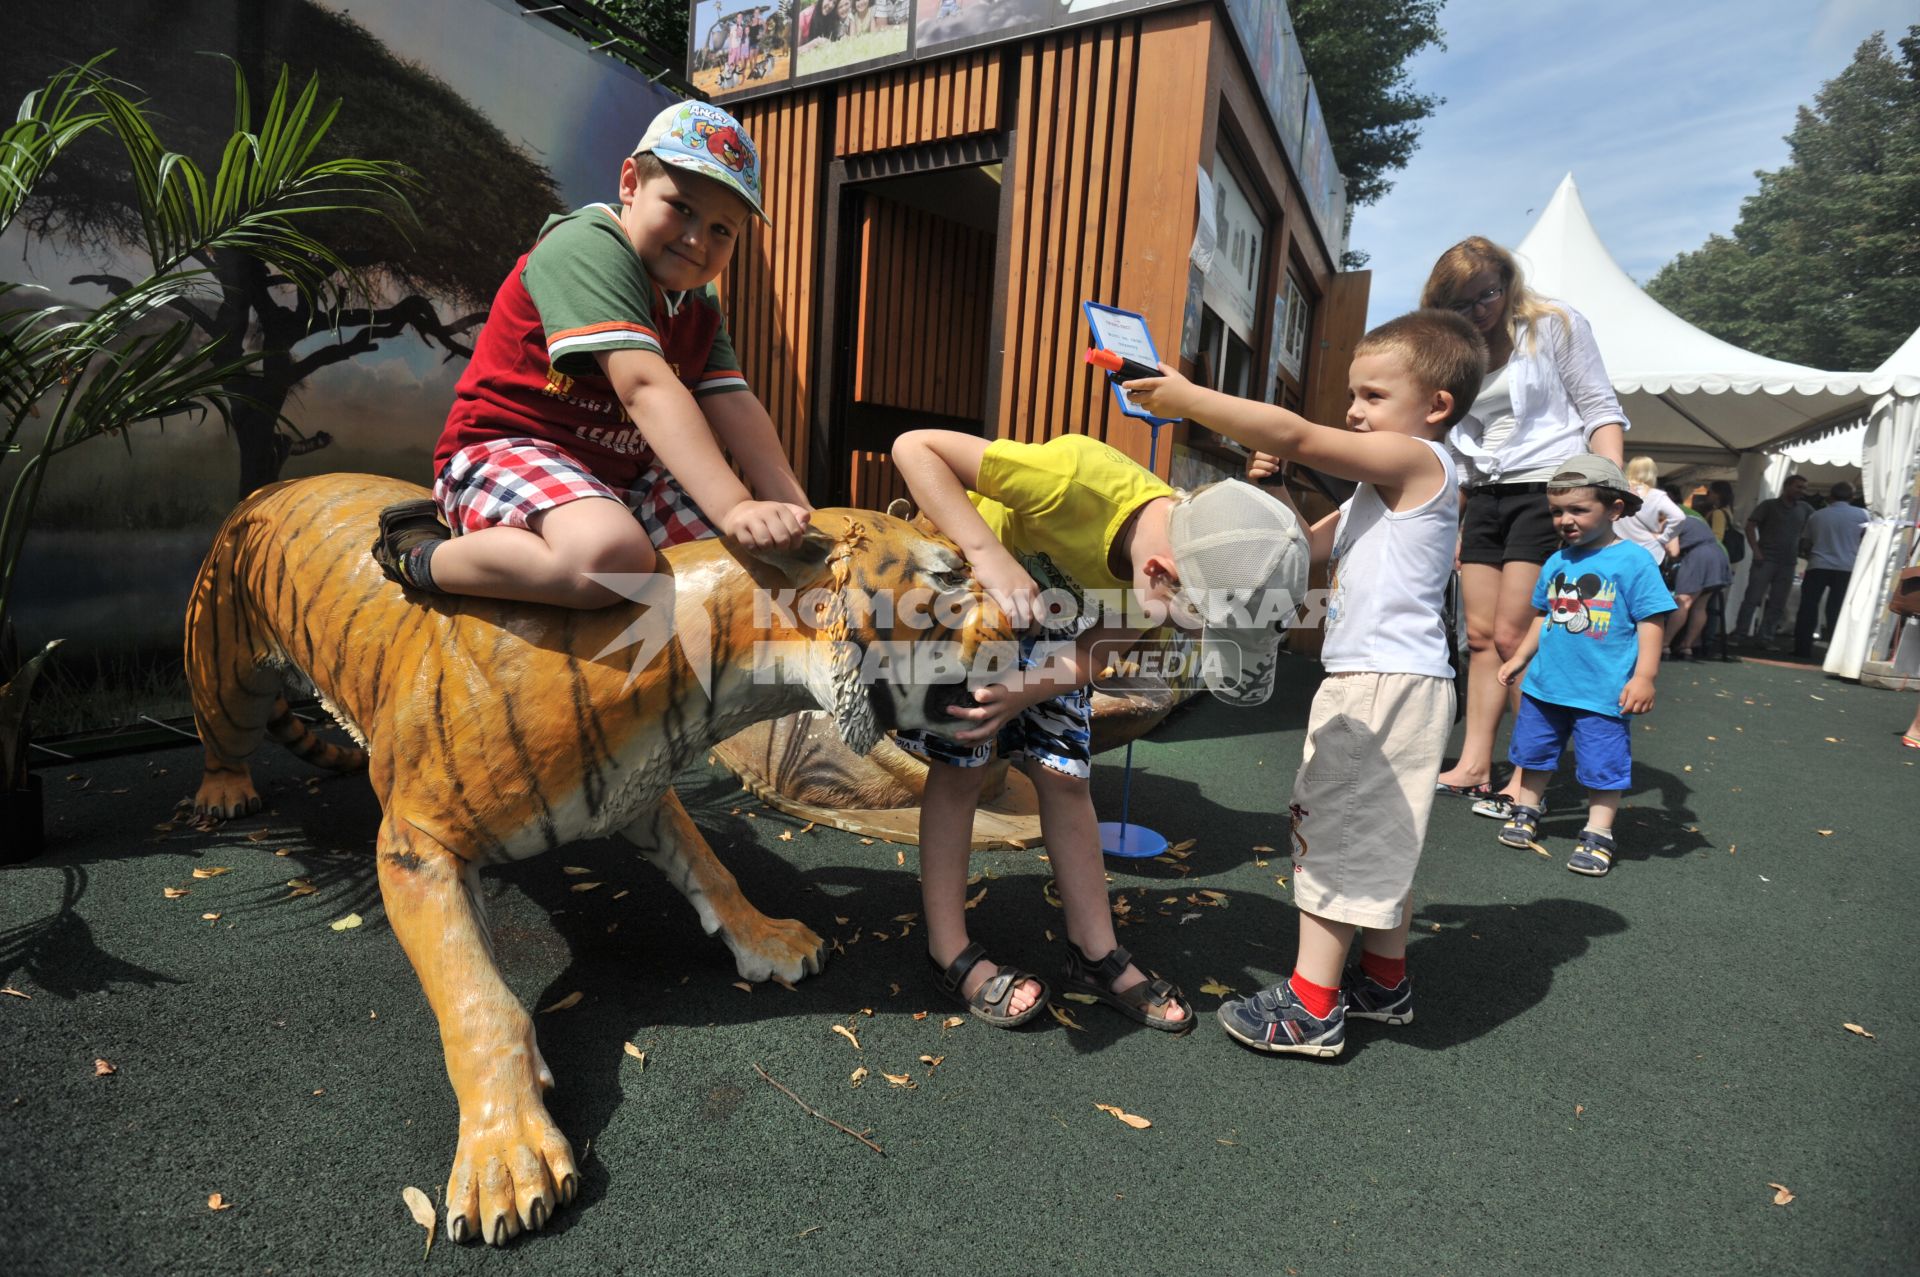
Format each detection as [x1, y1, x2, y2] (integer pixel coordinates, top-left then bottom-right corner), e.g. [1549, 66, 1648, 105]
[1823, 326, 1920, 680]
[1510, 174, 1919, 468]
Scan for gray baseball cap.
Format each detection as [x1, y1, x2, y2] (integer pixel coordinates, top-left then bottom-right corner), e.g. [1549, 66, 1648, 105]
[1548, 453, 1642, 515]
[1167, 481, 1309, 705]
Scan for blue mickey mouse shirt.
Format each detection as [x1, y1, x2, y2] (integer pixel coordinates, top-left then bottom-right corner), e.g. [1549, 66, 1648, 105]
[1524, 540, 1676, 718]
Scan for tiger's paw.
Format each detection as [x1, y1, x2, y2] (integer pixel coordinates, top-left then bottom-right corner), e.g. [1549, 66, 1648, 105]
[724, 914, 827, 984]
[191, 767, 262, 820]
[444, 1099, 579, 1246]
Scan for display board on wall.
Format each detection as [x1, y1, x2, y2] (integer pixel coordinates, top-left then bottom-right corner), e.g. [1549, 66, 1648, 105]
[1217, 1, 1342, 254]
[695, 0, 1176, 105]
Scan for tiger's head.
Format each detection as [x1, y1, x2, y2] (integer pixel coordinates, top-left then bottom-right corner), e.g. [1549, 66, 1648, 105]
[741, 509, 1018, 755]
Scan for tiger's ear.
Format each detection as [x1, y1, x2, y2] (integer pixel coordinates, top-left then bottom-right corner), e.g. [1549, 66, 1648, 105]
[744, 526, 838, 584]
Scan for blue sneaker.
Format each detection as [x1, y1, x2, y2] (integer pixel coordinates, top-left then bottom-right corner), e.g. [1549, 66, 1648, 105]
[1217, 981, 1345, 1058]
[1344, 971, 1413, 1025]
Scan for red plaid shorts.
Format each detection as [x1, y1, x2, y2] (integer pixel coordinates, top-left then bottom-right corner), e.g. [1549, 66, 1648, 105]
[434, 437, 718, 549]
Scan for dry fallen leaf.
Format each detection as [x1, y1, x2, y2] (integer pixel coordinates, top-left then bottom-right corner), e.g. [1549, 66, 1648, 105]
[778, 830, 794, 842]
[1049, 1005, 1085, 1032]
[1843, 1023, 1876, 1039]
[1768, 1182, 1795, 1206]
[799, 822, 816, 835]
[563, 866, 592, 875]
[941, 1015, 964, 1029]
[964, 886, 987, 910]
[1094, 1102, 1152, 1130]
[329, 913, 363, 932]
[1198, 979, 1235, 997]
[860, 838, 875, 845]
[849, 1066, 868, 1088]
[1575, 1105, 1585, 1118]
[771, 975, 796, 992]
[883, 1072, 915, 1088]
[569, 882, 602, 893]
[1060, 991, 1098, 1005]
[401, 1185, 435, 1257]
[895, 851, 905, 866]
[919, 1054, 945, 1068]
[94, 1058, 116, 1076]
[1824, 737, 1839, 743]
[831, 1024, 861, 1049]
[285, 878, 316, 898]
[622, 1042, 647, 1069]
[731, 981, 753, 993]
[207, 1192, 233, 1211]
[0, 987, 30, 1000]
[1816, 829, 1834, 837]
[539, 991, 583, 1013]
[191, 866, 230, 879]
[201, 912, 222, 921]
[162, 887, 190, 899]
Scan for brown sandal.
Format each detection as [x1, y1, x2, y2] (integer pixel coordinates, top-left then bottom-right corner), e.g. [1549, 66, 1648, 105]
[1062, 941, 1193, 1033]
[930, 942, 1049, 1028]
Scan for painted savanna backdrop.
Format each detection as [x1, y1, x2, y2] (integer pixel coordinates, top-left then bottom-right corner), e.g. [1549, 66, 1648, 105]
[0, 0, 677, 730]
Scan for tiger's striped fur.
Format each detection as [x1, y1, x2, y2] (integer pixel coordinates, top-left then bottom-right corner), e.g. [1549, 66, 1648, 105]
[183, 471, 1009, 1245]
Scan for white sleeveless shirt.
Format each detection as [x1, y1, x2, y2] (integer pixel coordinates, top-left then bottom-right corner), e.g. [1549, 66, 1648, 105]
[1321, 438, 1460, 679]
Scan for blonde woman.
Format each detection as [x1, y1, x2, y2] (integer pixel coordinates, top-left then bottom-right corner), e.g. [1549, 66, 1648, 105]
[1423, 237, 1628, 813]
[1617, 455, 1684, 566]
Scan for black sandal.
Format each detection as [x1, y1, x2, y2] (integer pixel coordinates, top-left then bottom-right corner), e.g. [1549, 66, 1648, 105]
[1062, 941, 1193, 1033]
[930, 942, 1049, 1028]
[371, 498, 450, 589]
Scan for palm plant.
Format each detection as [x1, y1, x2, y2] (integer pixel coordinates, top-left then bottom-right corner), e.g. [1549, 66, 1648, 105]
[0, 54, 412, 814]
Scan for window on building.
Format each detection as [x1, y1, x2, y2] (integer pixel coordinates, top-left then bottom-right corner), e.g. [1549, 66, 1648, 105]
[1193, 151, 1266, 451]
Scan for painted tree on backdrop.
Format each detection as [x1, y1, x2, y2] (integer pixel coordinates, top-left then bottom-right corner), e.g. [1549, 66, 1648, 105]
[2, 0, 563, 498]
[1646, 27, 1920, 371]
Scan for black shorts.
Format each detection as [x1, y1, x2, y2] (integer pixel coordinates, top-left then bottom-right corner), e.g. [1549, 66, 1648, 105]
[1459, 485, 1560, 567]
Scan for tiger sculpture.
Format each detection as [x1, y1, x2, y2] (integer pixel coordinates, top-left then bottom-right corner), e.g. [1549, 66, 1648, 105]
[183, 472, 1012, 1246]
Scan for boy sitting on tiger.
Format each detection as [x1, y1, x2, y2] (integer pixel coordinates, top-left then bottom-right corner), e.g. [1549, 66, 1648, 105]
[373, 100, 812, 606]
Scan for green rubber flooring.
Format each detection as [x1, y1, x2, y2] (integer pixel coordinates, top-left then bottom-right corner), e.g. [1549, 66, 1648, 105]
[2, 654, 1914, 1275]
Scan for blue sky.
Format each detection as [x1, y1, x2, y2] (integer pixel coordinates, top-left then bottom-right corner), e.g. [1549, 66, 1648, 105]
[1349, 0, 1916, 329]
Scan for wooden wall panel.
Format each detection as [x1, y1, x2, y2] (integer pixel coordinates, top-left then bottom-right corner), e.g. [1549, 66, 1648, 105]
[992, 15, 1207, 476]
[728, 91, 826, 487]
[834, 51, 1002, 155]
[847, 449, 911, 510]
[851, 194, 993, 420]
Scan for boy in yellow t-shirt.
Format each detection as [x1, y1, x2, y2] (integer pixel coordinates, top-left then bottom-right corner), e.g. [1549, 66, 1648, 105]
[890, 430, 1307, 1030]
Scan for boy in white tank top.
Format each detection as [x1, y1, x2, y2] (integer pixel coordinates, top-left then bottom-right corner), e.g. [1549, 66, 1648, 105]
[1127, 310, 1487, 1058]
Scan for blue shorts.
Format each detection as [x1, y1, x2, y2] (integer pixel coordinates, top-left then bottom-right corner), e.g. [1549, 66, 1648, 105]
[894, 632, 1092, 779]
[1508, 693, 1633, 792]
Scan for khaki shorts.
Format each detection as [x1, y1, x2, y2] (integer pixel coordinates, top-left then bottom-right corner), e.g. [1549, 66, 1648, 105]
[1288, 672, 1453, 930]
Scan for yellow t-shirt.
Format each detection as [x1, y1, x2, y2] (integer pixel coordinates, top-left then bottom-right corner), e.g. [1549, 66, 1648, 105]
[969, 434, 1174, 598]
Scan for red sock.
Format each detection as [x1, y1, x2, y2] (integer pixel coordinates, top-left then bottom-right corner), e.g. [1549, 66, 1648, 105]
[1361, 951, 1406, 988]
[1288, 970, 1340, 1020]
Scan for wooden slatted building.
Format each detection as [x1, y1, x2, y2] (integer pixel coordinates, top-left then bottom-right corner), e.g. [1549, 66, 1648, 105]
[705, 1, 1369, 507]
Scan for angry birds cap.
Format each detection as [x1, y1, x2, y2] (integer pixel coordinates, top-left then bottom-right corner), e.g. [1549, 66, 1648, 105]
[634, 100, 768, 222]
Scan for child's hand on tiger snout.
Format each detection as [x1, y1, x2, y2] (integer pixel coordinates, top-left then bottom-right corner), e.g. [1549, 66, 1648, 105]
[722, 499, 812, 549]
[949, 678, 1043, 743]
[975, 556, 1043, 633]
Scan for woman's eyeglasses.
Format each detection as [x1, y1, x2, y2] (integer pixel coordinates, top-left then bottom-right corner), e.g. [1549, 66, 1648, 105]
[1449, 284, 1505, 315]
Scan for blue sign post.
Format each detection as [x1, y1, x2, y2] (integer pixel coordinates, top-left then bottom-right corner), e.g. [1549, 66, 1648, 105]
[1082, 302, 1175, 859]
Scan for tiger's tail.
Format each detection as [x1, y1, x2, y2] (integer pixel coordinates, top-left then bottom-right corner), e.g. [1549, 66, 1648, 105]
[184, 488, 367, 820]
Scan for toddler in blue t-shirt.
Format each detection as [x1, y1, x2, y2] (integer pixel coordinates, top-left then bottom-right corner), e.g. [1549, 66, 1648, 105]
[1496, 454, 1675, 876]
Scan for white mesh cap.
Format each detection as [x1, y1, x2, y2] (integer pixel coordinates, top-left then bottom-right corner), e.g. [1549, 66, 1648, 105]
[1167, 481, 1309, 705]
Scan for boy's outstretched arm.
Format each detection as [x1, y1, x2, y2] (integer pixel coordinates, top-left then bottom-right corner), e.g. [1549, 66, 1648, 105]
[598, 348, 810, 549]
[1126, 366, 1441, 496]
[891, 429, 1042, 629]
[702, 390, 815, 511]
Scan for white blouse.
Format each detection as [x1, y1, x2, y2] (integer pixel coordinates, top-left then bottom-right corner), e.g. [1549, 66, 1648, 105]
[1448, 302, 1629, 487]
[1618, 486, 1684, 563]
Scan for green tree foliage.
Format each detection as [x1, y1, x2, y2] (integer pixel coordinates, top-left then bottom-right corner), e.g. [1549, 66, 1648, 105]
[1290, 0, 1446, 209]
[1646, 28, 1920, 371]
[1, 0, 564, 495]
[586, 0, 693, 69]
